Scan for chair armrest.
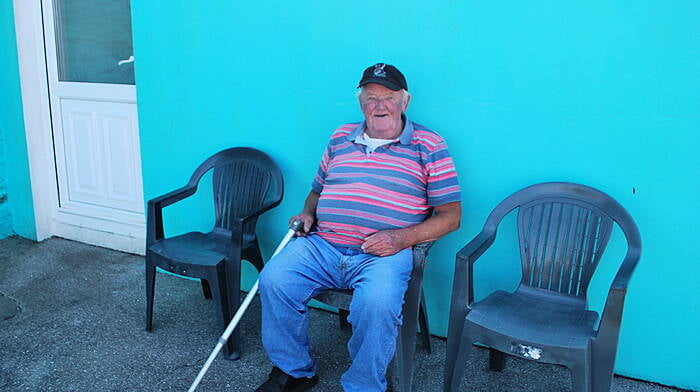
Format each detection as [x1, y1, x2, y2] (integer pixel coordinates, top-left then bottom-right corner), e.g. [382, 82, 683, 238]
[412, 241, 434, 271]
[456, 229, 497, 266]
[413, 240, 435, 253]
[146, 185, 197, 246]
[592, 286, 627, 362]
[452, 228, 497, 311]
[610, 249, 641, 290]
[148, 185, 197, 209]
[235, 199, 282, 226]
[227, 198, 284, 263]
[595, 249, 640, 339]
[445, 228, 496, 354]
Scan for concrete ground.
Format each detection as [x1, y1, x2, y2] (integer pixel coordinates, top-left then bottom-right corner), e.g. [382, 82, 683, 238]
[0, 236, 690, 392]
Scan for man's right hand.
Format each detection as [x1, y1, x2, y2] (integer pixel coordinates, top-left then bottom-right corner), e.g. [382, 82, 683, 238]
[289, 213, 314, 236]
[290, 191, 321, 236]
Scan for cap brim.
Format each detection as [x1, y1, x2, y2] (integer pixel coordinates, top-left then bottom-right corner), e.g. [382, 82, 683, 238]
[358, 78, 402, 91]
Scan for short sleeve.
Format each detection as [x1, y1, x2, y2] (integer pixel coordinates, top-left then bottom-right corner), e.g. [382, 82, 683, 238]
[424, 139, 461, 207]
[311, 140, 333, 193]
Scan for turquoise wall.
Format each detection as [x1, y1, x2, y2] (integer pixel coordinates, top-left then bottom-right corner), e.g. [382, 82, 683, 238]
[131, 1, 699, 389]
[0, 127, 10, 238]
[0, 1, 35, 240]
[0, 1, 15, 238]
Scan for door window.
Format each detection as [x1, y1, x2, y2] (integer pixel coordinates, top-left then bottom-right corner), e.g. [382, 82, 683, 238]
[52, 0, 134, 85]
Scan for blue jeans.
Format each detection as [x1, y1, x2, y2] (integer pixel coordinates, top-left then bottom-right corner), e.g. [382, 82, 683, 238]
[259, 234, 413, 392]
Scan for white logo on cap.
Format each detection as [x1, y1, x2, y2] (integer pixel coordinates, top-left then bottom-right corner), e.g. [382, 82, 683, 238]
[373, 64, 387, 77]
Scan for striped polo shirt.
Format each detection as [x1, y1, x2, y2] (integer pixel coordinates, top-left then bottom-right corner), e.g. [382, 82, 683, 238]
[311, 117, 461, 247]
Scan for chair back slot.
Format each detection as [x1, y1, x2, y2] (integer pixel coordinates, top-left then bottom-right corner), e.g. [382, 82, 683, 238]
[213, 159, 272, 232]
[518, 199, 612, 297]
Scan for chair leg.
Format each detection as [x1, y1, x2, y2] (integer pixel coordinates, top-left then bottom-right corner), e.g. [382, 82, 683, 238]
[571, 363, 593, 392]
[418, 291, 431, 353]
[395, 318, 418, 392]
[591, 369, 614, 392]
[224, 256, 244, 360]
[244, 242, 265, 272]
[208, 265, 239, 360]
[488, 349, 506, 372]
[200, 279, 212, 299]
[394, 279, 421, 392]
[338, 308, 351, 329]
[443, 327, 473, 392]
[145, 262, 156, 332]
[591, 342, 616, 392]
[386, 355, 398, 392]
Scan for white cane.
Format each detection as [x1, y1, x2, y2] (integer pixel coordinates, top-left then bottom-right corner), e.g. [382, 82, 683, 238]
[187, 220, 303, 392]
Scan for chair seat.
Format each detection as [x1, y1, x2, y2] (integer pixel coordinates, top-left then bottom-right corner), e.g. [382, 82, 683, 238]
[467, 288, 599, 348]
[314, 289, 353, 309]
[149, 231, 255, 267]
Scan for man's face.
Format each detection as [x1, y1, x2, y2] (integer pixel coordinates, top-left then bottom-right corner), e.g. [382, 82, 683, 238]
[359, 83, 410, 139]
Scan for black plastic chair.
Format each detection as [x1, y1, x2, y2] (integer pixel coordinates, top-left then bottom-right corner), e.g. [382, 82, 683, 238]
[313, 241, 434, 392]
[443, 182, 641, 392]
[145, 147, 283, 360]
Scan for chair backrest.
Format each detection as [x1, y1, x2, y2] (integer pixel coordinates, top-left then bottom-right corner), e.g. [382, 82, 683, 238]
[484, 182, 641, 301]
[518, 197, 613, 297]
[189, 147, 284, 234]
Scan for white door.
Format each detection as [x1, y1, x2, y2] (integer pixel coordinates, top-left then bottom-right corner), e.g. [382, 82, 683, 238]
[41, 0, 145, 254]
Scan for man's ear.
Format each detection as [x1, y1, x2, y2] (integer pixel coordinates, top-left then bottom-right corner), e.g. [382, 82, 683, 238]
[402, 93, 411, 112]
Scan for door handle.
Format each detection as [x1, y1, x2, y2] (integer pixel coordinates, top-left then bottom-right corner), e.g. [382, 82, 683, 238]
[118, 55, 134, 66]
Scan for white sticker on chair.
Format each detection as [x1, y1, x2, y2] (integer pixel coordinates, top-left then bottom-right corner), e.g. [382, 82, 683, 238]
[511, 343, 542, 360]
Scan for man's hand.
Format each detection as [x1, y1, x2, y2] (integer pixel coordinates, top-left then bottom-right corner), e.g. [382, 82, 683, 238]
[289, 191, 321, 236]
[361, 229, 408, 256]
[289, 213, 314, 236]
[361, 201, 462, 256]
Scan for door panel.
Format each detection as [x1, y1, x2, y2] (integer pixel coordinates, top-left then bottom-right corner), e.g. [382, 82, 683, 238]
[61, 105, 101, 201]
[103, 111, 142, 208]
[58, 99, 143, 214]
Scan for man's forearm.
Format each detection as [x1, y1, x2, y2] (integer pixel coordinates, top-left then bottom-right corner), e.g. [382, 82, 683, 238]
[361, 201, 461, 256]
[397, 201, 462, 247]
[302, 191, 320, 216]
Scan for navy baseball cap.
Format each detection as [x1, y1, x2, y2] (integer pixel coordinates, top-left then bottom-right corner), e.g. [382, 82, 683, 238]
[357, 63, 408, 91]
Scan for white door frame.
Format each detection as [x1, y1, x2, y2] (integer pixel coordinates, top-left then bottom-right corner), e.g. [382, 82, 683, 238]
[12, 0, 146, 254]
[13, 0, 56, 242]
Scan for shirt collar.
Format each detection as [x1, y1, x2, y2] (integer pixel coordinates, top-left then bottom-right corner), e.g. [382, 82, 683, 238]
[350, 114, 414, 145]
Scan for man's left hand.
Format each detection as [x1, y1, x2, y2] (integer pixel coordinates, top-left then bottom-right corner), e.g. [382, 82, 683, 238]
[361, 230, 407, 256]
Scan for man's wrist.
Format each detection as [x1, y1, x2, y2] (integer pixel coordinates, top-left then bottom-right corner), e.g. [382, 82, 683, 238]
[392, 228, 414, 249]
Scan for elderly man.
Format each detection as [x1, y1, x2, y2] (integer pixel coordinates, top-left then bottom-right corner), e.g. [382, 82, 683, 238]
[256, 63, 461, 392]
